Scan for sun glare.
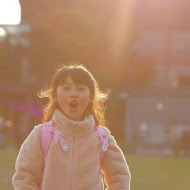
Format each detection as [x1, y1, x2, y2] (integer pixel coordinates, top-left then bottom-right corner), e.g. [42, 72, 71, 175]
[0, 0, 21, 25]
[0, 27, 7, 37]
[108, 1, 135, 63]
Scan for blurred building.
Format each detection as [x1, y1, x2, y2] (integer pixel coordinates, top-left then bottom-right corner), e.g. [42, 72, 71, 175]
[130, 31, 190, 88]
[0, 24, 43, 147]
[125, 88, 190, 155]
[123, 0, 190, 155]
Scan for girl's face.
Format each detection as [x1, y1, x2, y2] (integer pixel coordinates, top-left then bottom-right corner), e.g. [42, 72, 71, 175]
[56, 75, 92, 121]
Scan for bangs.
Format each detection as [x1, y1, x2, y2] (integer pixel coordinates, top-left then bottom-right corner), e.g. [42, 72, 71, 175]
[58, 68, 94, 89]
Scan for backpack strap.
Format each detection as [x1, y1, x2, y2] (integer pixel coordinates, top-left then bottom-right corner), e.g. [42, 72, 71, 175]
[41, 120, 54, 158]
[41, 120, 68, 159]
[95, 126, 109, 162]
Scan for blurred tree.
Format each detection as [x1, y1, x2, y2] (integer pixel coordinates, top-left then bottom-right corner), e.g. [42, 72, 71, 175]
[18, 0, 139, 86]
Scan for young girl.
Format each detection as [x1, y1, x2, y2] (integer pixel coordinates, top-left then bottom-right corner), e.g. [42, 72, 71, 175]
[12, 63, 131, 190]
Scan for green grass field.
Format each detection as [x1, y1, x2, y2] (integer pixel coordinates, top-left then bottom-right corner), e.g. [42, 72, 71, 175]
[1, 149, 190, 190]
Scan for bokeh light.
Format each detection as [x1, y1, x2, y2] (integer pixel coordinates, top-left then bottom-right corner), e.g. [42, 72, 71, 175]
[156, 103, 164, 111]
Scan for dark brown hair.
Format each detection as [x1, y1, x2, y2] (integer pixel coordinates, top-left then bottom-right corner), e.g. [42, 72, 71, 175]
[38, 63, 109, 126]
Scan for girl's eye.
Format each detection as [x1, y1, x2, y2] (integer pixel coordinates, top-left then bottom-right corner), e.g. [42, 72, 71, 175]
[78, 87, 85, 91]
[62, 86, 70, 90]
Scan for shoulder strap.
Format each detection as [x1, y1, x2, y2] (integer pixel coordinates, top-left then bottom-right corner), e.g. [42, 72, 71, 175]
[40, 120, 68, 159]
[40, 120, 54, 158]
[95, 126, 109, 162]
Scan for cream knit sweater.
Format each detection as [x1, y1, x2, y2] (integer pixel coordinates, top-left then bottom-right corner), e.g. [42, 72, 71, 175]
[12, 109, 131, 190]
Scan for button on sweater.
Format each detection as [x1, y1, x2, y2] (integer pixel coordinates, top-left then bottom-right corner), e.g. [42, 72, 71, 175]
[12, 109, 131, 190]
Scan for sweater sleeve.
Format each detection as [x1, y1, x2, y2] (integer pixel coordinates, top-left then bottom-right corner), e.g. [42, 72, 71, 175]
[101, 132, 131, 190]
[12, 125, 44, 190]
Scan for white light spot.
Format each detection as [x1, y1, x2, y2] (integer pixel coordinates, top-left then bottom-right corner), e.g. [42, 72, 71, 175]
[0, 27, 7, 37]
[0, 0, 21, 25]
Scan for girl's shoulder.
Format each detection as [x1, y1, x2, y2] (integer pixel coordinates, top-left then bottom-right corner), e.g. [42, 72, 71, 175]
[96, 126, 111, 135]
[99, 127, 115, 143]
[33, 121, 52, 132]
[32, 124, 43, 133]
[25, 124, 42, 141]
[102, 127, 119, 145]
[102, 127, 111, 136]
[20, 124, 42, 150]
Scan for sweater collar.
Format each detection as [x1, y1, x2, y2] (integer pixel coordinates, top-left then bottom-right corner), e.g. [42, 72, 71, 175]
[52, 109, 95, 136]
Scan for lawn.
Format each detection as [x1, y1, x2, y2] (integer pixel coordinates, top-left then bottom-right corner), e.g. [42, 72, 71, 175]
[1, 149, 190, 190]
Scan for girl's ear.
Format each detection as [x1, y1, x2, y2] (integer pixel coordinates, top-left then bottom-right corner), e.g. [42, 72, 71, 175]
[52, 93, 57, 102]
[89, 94, 93, 103]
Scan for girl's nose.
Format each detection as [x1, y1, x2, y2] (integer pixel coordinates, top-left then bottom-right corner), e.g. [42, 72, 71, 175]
[70, 89, 78, 97]
[71, 94, 77, 98]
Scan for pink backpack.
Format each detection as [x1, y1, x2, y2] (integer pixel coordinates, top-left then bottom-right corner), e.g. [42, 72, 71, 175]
[40, 120, 109, 162]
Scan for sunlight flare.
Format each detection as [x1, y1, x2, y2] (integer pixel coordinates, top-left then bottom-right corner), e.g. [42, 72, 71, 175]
[0, 0, 21, 25]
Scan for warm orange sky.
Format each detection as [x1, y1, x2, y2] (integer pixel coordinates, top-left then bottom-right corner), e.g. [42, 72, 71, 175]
[0, 0, 21, 25]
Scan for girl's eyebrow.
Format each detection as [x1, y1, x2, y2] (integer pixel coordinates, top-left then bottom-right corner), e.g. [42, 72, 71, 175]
[59, 82, 71, 86]
[77, 84, 86, 87]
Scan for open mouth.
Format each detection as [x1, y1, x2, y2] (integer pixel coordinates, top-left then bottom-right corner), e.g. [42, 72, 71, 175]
[69, 100, 78, 109]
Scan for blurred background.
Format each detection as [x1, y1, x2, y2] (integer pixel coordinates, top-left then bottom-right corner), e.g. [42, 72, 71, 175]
[0, 0, 190, 189]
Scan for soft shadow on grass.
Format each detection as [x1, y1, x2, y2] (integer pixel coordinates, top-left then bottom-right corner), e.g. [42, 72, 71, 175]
[1, 149, 190, 190]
